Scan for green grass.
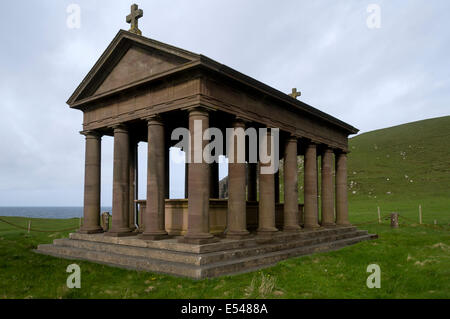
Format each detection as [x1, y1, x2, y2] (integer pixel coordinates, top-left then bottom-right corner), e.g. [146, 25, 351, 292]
[0, 216, 448, 299]
[0, 116, 449, 299]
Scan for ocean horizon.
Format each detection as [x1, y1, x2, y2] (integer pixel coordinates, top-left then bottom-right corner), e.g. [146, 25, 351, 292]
[0, 207, 112, 219]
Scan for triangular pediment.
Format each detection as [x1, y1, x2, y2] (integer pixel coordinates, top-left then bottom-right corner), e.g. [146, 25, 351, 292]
[94, 45, 189, 95]
[67, 30, 199, 106]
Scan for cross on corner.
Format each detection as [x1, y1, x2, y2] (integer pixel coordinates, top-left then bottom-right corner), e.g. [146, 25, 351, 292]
[289, 88, 301, 99]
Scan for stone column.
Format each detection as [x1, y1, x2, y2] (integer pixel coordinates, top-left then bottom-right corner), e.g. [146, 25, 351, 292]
[304, 142, 320, 229]
[227, 119, 250, 239]
[335, 151, 351, 226]
[283, 136, 301, 232]
[247, 163, 257, 201]
[210, 161, 219, 198]
[321, 147, 335, 227]
[184, 162, 189, 199]
[79, 131, 103, 234]
[107, 125, 133, 236]
[142, 116, 169, 240]
[257, 129, 278, 236]
[128, 138, 137, 230]
[181, 107, 217, 244]
[165, 144, 170, 199]
[274, 171, 280, 203]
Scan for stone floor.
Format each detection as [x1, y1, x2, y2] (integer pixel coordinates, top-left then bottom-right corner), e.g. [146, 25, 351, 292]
[35, 226, 377, 279]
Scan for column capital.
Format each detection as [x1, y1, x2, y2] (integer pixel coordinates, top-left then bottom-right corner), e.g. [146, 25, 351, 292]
[320, 146, 334, 155]
[334, 148, 348, 155]
[143, 115, 164, 126]
[80, 130, 102, 139]
[183, 105, 213, 116]
[109, 124, 129, 133]
[232, 117, 248, 128]
[287, 135, 299, 143]
[306, 141, 318, 149]
[234, 115, 253, 125]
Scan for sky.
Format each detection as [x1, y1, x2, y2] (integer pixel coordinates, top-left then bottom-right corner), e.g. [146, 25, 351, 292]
[0, 0, 449, 206]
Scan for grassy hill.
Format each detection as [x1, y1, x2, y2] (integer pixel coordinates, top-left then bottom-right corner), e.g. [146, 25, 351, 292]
[347, 116, 450, 224]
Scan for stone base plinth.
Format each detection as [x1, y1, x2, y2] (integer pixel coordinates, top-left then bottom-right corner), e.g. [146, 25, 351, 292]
[137, 199, 304, 236]
[35, 226, 377, 279]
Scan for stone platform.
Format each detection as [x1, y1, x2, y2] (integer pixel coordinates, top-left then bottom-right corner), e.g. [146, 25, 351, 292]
[35, 226, 377, 279]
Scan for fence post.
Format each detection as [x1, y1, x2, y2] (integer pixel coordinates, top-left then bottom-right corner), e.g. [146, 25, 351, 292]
[419, 205, 422, 224]
[28, 220, 31, 234]
[390, 213, 399, 228]
[377, 206, 381, 224]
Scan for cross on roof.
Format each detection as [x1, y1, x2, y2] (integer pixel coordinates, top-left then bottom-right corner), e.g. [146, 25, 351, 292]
[289, 88, 301, 99]
[126, 4, 144, 36]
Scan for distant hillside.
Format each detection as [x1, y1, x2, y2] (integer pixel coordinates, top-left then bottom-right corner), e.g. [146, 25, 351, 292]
[219, 116, 450, 208]
[347, 116, 450, 204]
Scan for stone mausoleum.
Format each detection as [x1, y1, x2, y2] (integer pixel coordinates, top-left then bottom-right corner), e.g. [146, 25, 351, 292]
[37, 5, 376, 278]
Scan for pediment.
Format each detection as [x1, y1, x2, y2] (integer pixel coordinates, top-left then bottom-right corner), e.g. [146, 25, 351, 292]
[94, 45, 189, 95]
[68, 30, 199, 106]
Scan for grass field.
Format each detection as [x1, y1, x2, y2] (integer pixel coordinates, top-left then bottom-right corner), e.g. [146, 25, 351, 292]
[0, 117, 449, 299]
[0, 216, 448, 299]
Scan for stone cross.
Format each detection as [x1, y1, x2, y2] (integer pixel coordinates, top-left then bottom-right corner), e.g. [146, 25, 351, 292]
[126, 4, 144, 35]
[289, 88, 301, 99]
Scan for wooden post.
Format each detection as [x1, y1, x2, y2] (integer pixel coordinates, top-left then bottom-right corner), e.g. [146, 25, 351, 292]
[434, 219, 437, 225]
[27, 221, 31, 234]
[390, 213, 399, 228]
[419, 205, 422, 224]
[377, 206, 381, 224]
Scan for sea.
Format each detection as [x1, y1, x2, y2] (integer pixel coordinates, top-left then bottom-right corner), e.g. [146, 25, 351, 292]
[0, 207, 112, 219]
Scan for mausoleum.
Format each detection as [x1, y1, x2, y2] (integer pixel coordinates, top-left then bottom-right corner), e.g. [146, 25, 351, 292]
[37, 4, 376, 278]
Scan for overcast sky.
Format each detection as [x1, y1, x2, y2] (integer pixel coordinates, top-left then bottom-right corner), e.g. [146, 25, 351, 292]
[0, 0, 449, 206]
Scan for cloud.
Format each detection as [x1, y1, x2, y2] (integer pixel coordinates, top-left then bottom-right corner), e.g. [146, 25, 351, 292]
[0, 0, 449, 205]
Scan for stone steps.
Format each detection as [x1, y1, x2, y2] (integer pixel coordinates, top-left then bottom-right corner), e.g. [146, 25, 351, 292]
[67, 225, 359, 254]
[35, 227, 377, 279]
[36, 243, 201, 278]
[197, 229, 368, 265]
[201, 234, 376, 278]
[50, 227, 363, 266]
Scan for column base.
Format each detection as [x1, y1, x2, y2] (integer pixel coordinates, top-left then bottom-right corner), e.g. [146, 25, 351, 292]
[336, 221, 352, 227]
[321, 222, 336, 228]
[303, 223, 321, 230]
[282, 225, 302, 232]
[257, 227, 278, 237]
[139, 231, 169, 241]
[226, 230, 250, 240]
[178, 233, 219, 245]
[105, 228, 134, 237]
[78, 227, 104, 234]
